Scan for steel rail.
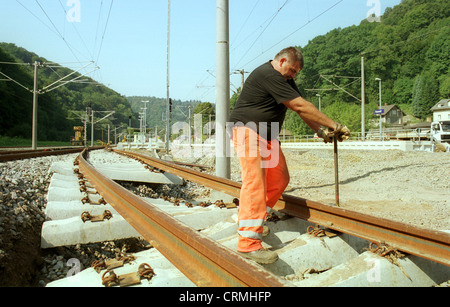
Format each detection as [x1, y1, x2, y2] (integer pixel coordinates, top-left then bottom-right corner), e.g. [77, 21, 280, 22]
[0, 147, 103, 162]
[77, 149, 288, 287]
[113, 149, 450, 267]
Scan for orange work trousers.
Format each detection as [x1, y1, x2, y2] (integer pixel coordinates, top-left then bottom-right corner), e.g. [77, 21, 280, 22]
[233, 126, 290, 252]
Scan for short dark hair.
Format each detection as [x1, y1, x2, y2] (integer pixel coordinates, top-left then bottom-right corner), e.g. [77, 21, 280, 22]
[274, 47, 304, 69]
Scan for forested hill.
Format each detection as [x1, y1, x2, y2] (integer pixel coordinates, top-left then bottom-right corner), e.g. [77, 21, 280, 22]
[0, 42, 136, 142]
[126, 96, 203, 133]
[0, 43, 206, 143]
[282, 0, 449, 135]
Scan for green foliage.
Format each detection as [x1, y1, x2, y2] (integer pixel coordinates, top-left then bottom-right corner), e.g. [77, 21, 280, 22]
[323, 102, 361, 131]
[277, 0, 449, 133]
[126, 96, 203, 138]
[412, 71, 440, 119]
[0, 42, 137, 142]
[193, 102, 215, 125]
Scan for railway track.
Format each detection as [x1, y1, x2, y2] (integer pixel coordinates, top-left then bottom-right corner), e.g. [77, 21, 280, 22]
[4, 146, 447, 287]
[35, 148, 449, 287]
[113, 149, 450, 266]
[0, 146, 102, 162]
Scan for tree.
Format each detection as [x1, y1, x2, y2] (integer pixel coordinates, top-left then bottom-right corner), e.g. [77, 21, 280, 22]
[193, 102, 215, 126]
[412, 71, 440, 119]
[393, 77, 414, 105]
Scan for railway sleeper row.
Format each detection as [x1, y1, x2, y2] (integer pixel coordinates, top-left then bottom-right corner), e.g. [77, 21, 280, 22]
[41, 151, 449, 287]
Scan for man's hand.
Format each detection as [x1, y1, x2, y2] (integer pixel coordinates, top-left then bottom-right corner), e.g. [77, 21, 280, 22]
[317, 128, 333, 143]
[332, 123, 351, 142]
[317, 123, 351, 143]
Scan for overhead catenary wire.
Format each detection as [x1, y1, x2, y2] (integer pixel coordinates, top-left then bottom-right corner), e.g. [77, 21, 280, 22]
[239, 0, 344, 68]
[233, 0, 291, 69]
[193, 0, 291, 101]
[94, 0, 104, 55]
[15, 0, 110, 87]
[230, 0, 262, 50]
[57, 0, 95, 61]
[15, 0, 59, 38]
[95, 0, 114, 65]
[40, 61, 96, 92]
[34, 0, 82, 64]
[0, 70, 32, 93]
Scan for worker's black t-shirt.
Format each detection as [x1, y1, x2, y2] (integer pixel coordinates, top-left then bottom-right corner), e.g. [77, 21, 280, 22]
[229, 61, 301, 140]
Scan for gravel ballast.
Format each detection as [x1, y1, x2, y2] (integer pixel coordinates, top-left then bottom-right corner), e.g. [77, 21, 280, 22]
[0, 147, 449, 286]
[180, 147, 450, 231]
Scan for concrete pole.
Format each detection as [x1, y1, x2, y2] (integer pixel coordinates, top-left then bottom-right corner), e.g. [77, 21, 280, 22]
[31, 61, 39, 150]
[84, 106, 89, 147]
[216, 0, 230, 179]
[361, 54, 366, 141]
[91, 111, 94, 147]
[376, 78, 382, 141]
[188, 105, 192, 147]
[165, 0, 171, 153]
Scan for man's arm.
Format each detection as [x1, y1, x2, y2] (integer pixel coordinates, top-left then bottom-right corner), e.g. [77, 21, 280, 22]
[282, 96, 335, 132]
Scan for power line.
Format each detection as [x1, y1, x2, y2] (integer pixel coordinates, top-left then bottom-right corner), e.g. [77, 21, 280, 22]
[94, 0, 104, 60]
[233, 0, 291, 68]
[95, 0, 114, 65]
[34, 0, 82, 63]
[240, 0, 344, 68]
[57, 0, 94, 61]
[15, 0, 58, 37]
[230, 0, 261, 49]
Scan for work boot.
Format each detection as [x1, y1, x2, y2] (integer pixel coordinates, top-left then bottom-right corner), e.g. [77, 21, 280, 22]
[238, 248, 278, 264]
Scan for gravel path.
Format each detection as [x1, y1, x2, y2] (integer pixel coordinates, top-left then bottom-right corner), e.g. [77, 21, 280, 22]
[282, 149, 449, 231]
[185, 148, 450, 232]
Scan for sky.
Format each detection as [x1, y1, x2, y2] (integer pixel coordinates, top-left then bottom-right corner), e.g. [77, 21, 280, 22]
[0, 0, 402, 104]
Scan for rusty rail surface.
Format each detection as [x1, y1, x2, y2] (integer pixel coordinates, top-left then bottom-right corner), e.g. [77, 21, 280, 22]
[77, 149, 287, 287]
[0, 147, 102, 162]
[113, 149, 450, 267]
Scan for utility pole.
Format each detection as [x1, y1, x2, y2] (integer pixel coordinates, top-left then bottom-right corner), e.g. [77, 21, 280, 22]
[91, 110, 115, 146]
[232, 69, 248, 91]
[32, 61, 39, 150]
[216, 0, 231, 179]
[376, 78, 382, 140]
[361, 54, 366, 141]
[141, 100, 148, 143]
[188, 105, 192, 147]
[165, 0, 171, 153]
[1, 61, 98, 149]
[85, 104, 90, 147]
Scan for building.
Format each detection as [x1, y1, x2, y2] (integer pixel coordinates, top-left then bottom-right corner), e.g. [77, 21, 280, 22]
[431, 99, 450, 122]
[378, 104, 405, 126]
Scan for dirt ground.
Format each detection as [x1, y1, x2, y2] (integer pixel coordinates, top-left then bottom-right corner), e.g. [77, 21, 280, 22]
[190, 148, 450, 231]
[281, 149, 449, 231]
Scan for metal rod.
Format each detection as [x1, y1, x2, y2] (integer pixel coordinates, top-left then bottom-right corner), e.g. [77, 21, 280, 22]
[361, 54, 366, 141]
[333, 136, 339, 207]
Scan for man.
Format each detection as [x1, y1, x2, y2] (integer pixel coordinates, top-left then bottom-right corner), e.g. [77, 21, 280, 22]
[229, 47, 350, 264]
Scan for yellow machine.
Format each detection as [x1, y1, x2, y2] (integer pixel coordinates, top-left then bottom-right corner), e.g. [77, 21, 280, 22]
[71, 126, 84, 146]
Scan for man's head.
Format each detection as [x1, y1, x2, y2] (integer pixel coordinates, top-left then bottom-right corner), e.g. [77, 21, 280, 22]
[273, 47, 304, 80]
